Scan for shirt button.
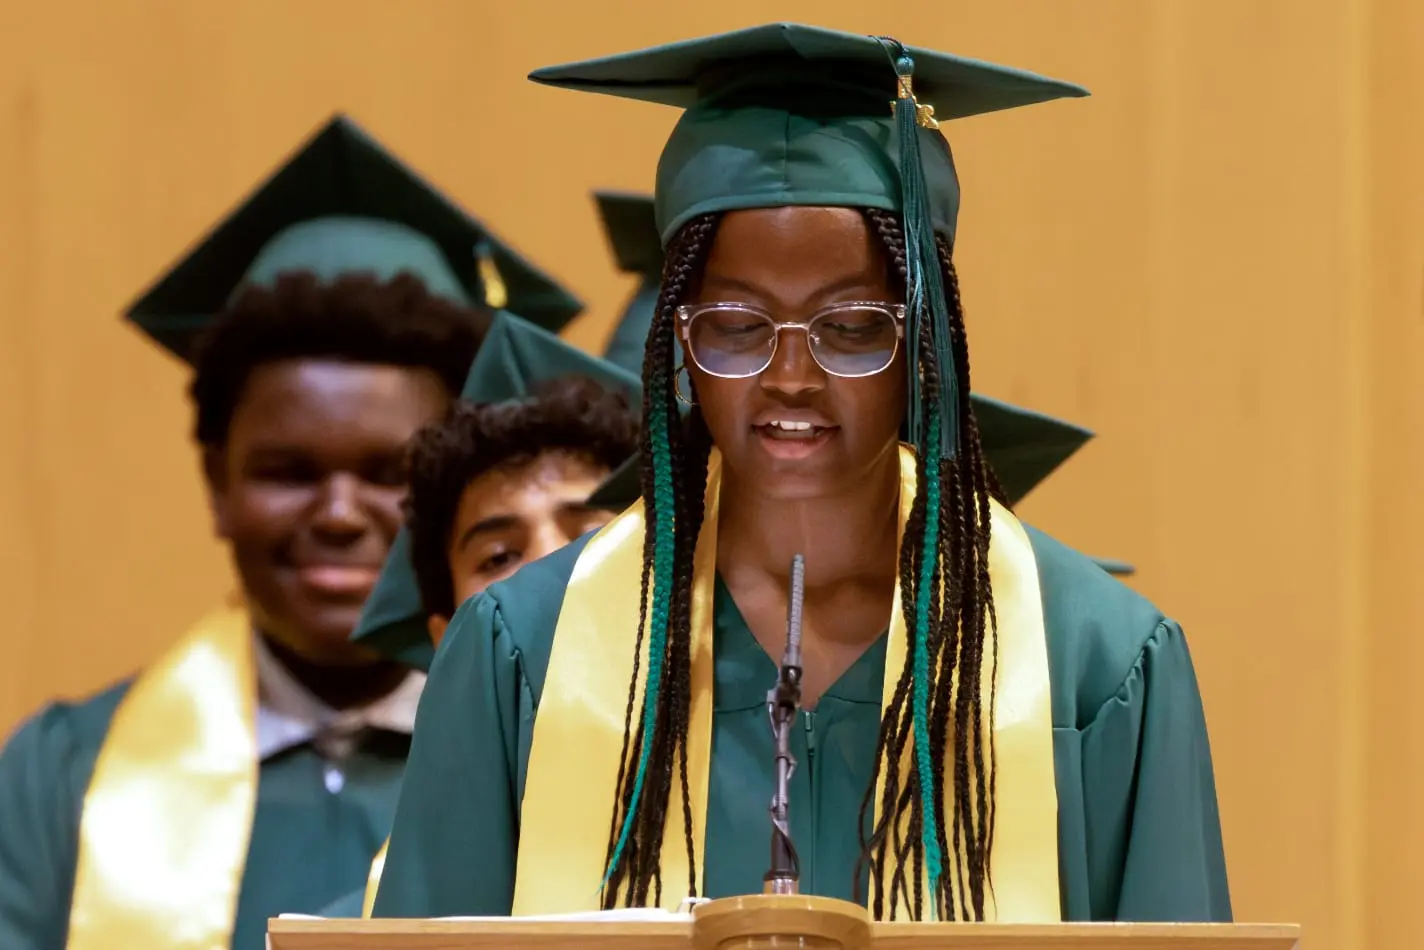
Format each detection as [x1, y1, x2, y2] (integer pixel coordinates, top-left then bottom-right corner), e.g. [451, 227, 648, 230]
[324, 766, 346, 795]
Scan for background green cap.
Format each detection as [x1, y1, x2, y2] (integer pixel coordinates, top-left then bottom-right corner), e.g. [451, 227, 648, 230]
[351, 311, 641, 669]
[594, 190, 663, 376]
[124, 113, 584, 364]
[531, 23, 1087, 247]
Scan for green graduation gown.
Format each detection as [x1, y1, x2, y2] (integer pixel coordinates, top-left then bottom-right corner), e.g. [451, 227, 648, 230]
[0, 678, 409, 950]
[372, 526, 1231, 922]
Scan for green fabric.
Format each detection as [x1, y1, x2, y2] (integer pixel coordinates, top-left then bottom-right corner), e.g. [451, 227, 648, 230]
[594, 190, 664, 276]
[240, 217, 474, 305]
[124, 114, 583, 362]
[594, 190, 663, 377]
[530, 24, 1087, 246]
[351, 310, 643, 670]
[372, 526, 1230, 921]
[601, 282, 660, 379]
[0, 680, 408, 950]
[1087, 557, 1135, 578]
[316, 885, 367, 919]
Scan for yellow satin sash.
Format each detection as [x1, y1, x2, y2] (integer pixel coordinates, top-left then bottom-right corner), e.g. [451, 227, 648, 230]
[67, 605, 259, 950]
[362, 840, 389, 918]
[512, 445, 1060, 920]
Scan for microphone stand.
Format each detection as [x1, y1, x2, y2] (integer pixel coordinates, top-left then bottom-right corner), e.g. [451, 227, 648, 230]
[764, 554, 806, 895]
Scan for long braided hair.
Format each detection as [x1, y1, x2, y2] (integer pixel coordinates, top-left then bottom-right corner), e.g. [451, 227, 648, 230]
[598, 208, 1002, 922]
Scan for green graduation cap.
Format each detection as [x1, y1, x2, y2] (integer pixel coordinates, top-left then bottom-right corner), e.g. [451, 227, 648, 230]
[351, 310, 642, 670]
[532, 23, 1087, 463]
[595, 191, 663, 376]
[531, 23, 1087, 249]
[124, 113, 584, 363]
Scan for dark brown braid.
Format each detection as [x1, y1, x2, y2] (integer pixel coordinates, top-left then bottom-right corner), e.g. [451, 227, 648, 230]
[852, 208, 999, 920]
[601, 214, 720, 908]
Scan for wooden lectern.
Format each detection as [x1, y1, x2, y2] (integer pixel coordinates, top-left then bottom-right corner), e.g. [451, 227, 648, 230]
[267, 895, 1302, 950]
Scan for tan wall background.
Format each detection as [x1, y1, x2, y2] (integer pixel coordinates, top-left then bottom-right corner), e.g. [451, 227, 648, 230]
[0, 0, 1418, 947]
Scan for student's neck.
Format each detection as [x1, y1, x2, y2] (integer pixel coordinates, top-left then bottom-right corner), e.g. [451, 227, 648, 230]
[259, 634, 408, 712]
[715, 450, 902, 617]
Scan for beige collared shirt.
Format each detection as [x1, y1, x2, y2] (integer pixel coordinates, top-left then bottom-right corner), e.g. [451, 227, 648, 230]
[252, 633, 425, 776]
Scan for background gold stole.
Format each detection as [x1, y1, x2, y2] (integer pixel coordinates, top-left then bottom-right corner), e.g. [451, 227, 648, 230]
[362, 840, 389, 917]
[512, 446, 1061, 919]
[67, 605, 258, 950]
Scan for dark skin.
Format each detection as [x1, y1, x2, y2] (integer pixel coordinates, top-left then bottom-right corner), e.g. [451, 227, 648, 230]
[685, 207, 907, 708]
[204, 358, 450, 709]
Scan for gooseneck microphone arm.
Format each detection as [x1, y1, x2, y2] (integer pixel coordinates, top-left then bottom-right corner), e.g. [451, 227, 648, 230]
[764, 554, 806, 895]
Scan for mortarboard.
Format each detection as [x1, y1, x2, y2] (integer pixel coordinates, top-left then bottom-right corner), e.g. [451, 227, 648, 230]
[594, 191, 663, 377]
[351, 311, 641, 670]
[531, 23, 1086, 463]
[531, 25, 1085, 248]
[124, 114, 583, 363]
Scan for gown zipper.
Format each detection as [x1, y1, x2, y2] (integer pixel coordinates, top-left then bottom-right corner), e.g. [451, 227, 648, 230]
[802, 709, 818, 891]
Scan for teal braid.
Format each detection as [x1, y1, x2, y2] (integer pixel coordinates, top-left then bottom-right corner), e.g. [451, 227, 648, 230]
[602, 396, 679, 887]
[912, 399, 946, 915]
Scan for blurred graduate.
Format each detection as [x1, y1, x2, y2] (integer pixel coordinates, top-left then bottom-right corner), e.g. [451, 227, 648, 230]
[0, 115, 581, 950]
[373, 24, 1231, 924]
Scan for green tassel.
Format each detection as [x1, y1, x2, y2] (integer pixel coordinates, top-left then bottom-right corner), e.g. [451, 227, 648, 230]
[912, 407, 946, 917]
[879, 40, 960, 461]
[877, 36, 959, 919]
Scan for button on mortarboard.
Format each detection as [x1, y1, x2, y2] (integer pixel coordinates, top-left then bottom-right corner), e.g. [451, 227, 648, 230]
[124, 113, 583, 364]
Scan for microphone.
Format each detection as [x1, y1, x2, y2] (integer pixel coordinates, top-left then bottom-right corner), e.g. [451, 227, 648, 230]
[764, 554, 806, 895]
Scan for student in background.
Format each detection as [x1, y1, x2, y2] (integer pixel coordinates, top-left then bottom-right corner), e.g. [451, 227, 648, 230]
[0, 116, 579, 950]
[407, 374, 640, 648]
[316, 311, 641, 919]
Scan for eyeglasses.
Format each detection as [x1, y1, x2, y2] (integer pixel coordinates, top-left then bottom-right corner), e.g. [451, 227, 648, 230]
[676, 301, 905, 379]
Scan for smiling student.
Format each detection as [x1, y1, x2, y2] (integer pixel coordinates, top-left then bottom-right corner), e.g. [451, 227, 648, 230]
[312, 311, 640, 920]
[371, 24, 1229, 925]
[0, 116, 580, 950]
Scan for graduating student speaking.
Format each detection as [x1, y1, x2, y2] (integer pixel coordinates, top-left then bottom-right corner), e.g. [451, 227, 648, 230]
[374, 23, 1231, 924]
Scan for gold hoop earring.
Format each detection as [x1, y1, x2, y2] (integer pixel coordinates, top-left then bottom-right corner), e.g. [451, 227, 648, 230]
[674, 365, 697, 406]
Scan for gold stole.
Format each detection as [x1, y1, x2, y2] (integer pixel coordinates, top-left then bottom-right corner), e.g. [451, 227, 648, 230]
[361, 840, 389, 918]
[511, 445, 1061, 920]
[66, 605, 259, 950]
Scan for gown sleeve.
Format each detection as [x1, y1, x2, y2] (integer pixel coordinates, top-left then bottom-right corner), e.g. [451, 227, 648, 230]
[0, 706, 83, 950]
[370, 593, 527, 918]
[314, 885, 367, 919]
[1078, 620, 1233, 922]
